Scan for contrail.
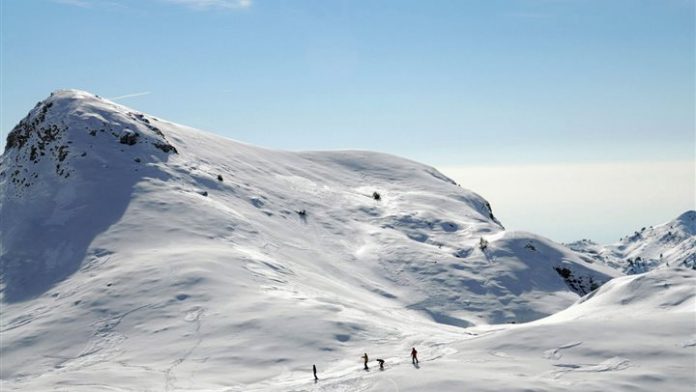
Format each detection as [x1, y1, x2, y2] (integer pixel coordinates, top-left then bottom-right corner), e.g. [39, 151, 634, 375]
[109, 91, 152, 101]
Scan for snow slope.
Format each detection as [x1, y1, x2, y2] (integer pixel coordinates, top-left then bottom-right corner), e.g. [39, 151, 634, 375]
[356, 268, 696, 392]
[568, 211, 696, 273]
[1, 90, 690, 392]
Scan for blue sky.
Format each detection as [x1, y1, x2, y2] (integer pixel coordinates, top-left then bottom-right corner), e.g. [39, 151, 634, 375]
[1, 0, 694, 242]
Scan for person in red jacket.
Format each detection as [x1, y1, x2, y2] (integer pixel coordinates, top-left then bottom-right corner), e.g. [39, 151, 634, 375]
[411, 347, 419, 364]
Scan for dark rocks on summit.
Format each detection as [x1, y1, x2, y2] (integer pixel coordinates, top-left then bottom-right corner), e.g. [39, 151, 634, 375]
[2, 90, 181, 191]
[119, 131, 139, 145]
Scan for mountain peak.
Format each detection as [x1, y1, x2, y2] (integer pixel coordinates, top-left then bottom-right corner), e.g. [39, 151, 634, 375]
[46, 88, 97, 101]
[675, 210, 696, 229]
[2, 90, 178, 196]
[5, 89, 175, 151]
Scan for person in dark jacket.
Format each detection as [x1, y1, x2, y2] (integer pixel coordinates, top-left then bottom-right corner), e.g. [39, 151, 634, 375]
[376, 358, 385, 370]
[411, 347, 419, 364]
[313, 364, 318, 381]
[362, 353, 369, 370]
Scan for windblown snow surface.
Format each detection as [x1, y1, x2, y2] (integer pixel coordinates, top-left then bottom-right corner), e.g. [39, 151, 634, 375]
[0, 90, 693, 391]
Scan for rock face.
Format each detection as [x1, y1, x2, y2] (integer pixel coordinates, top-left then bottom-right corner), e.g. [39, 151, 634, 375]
[0, 90, 618, 391]
[568, 211, 696, 273]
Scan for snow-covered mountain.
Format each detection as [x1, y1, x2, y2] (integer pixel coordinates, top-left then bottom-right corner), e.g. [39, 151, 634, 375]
[568, 211, 696, 274]
[0, 90, 692, 392]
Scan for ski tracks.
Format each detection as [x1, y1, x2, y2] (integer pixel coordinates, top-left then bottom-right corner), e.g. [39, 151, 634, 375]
[164, 306, 205, 392]
[548, 356, 632, 380]
[543, 341, 583, 360]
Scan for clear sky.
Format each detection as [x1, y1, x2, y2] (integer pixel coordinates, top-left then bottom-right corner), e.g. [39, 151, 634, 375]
[1, 0, 694, 243]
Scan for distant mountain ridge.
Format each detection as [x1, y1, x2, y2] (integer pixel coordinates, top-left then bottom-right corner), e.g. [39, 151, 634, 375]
[567, 210, 696, 273]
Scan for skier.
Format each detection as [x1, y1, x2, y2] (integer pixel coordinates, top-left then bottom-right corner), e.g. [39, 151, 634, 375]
[362, 353, 369, 370]
[376, 358, 385, 370]
[313, 364, 318, 381]
[411, 347, 419, 364]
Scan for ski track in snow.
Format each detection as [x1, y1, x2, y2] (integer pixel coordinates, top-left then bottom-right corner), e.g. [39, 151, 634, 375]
[165, 306, 205, 392]
[548, 356, 632, 380]
[11, 304, 156, 391]
[543, 341, 583, 360]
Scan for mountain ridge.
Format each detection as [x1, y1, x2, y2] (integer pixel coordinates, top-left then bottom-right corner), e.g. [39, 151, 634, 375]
[567, 210, 696, 273]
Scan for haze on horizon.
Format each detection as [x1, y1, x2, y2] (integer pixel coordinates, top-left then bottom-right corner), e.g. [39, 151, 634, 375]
[1, 0, 693, 243]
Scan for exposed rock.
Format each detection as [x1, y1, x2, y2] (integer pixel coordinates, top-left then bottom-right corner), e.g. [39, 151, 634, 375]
[119, 130, 139, 145]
